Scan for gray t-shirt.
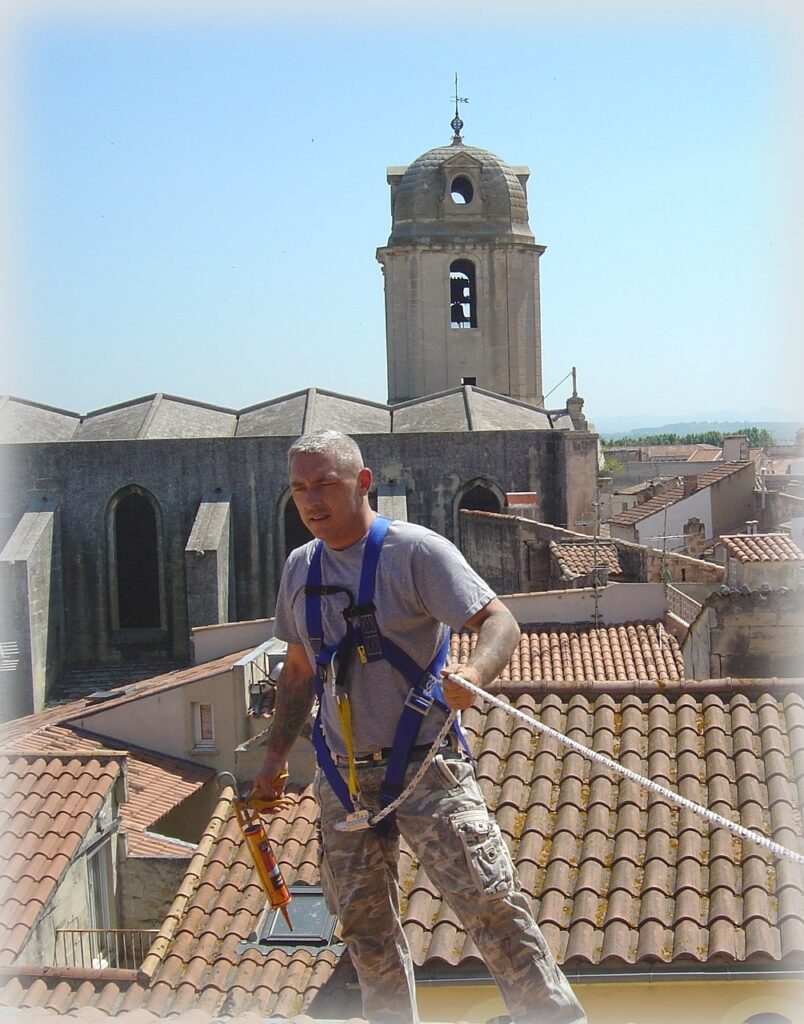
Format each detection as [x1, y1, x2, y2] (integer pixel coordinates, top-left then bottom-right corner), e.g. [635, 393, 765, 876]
[274, 519, 495, 757]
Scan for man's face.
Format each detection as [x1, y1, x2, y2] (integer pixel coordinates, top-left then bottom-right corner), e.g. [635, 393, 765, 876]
[289, 450, 372, 550]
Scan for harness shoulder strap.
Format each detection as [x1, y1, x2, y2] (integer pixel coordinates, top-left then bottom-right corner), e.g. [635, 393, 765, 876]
[358, 516, 391, 605]
[305, 540, 325, 654]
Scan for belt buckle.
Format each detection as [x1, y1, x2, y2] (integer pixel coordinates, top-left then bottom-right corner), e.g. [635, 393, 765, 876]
[339, 750, 386, 767]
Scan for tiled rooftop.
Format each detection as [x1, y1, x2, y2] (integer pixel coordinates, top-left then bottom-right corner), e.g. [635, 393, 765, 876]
[720, 533, 804, 564]
[609, 462, 752, 527]
[397, 686, 804, 969]
[2, 725, 213, 857]
[0, 785, 340, 1019]
[605, 444, 721, 462]
[8, 682, 804, 1018]
[549, 540, 623, 581]
[136, 788, 339, 1019]
[0, 751, 123, 965]
[608, 485, 686, 527]
[685, 447, 723, 463]
[1, 631, 802, 1018]
[452, 622, 685, 687]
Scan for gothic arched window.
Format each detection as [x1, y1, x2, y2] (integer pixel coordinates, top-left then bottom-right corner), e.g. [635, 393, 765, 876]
[283, 495, 313, 559]
[455, 479, 504, 548]
[450, 259, 477, 329]
[109, 487, 164, 631]
[459, 484, 502, 515]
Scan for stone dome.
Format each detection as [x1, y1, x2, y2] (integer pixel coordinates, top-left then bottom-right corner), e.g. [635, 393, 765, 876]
[387, 139, 534, 245]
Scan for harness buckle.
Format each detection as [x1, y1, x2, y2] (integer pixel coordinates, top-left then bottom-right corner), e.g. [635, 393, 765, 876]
[335, 808, 373, 832]
[345, 602, 383, 663]
[403, 688, 434, 716]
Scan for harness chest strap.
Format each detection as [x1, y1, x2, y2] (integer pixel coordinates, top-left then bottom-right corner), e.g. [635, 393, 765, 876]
[304, 516, 461, 833]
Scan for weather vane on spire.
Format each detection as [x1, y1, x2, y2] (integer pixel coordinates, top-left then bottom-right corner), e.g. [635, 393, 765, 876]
[451, 73, 468, 143]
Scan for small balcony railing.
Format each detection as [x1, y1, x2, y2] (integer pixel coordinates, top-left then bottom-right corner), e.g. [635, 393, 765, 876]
[55, 927, 159, 970]
[666, 584, 703, 625]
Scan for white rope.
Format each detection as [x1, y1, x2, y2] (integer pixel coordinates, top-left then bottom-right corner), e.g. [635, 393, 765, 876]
[368, 710, 458, 827]
[447, 673, 804, 867]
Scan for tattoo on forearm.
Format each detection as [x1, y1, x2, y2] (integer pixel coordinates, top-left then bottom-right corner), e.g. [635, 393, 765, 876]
[267, 675, 315, 755]
[467, 612, 519, 686]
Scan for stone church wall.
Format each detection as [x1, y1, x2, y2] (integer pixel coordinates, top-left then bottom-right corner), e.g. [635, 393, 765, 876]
[1, 428, 596, 683]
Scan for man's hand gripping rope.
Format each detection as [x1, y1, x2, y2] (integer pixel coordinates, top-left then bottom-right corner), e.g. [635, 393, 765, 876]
[446, 672, 804, 868]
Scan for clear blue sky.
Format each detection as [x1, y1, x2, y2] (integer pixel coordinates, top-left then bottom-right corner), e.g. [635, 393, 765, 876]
[3, 2, 802, 430]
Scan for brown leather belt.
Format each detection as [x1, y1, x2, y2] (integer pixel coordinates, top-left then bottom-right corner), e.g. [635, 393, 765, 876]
[334, 737, 459, 768]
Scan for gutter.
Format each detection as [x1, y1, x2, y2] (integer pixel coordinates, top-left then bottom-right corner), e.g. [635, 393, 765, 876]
[395, 964, 804, 987]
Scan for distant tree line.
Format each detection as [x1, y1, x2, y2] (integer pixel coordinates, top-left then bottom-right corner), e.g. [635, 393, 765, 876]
[603, 428, 775, 449]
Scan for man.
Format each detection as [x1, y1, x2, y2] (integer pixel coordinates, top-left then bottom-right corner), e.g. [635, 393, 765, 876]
[255, 431, 586, 1024]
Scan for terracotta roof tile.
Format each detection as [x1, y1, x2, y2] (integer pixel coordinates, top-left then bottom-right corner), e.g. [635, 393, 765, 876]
[453, 621, 684, 690]
[720, 532, 804, 563]
[403, 687, 804, 971]
[686, 447, 723, 462]
[0, 752, 122, 962]
[2, 683, 803, 1017]
[549, 540, 623, 581]
[609, 462, 752, 526]
[2, 725, 213, 858]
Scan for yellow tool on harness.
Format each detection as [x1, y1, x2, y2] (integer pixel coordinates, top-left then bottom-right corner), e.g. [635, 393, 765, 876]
[335, 694, 361, 804]
[219, 771, 293, 930]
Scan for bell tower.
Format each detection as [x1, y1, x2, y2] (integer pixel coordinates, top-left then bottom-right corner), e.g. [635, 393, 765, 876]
[376, 111, 546, 407]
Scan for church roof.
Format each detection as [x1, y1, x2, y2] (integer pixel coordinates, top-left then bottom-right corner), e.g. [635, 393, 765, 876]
[0, 396, 81, 442]
[386, 139, 534, 245]
[75, 394, 238, 440]
[391, 386, 554, 432]
[237, 388, 391, 437]
[0, 386, 561, 442]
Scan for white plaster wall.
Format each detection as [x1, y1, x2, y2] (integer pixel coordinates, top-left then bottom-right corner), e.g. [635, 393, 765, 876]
[192, 618, 273, 664]
[636, 489, 711, 551]
[73, 669, 247, 773]
[502, 583, 666, 626]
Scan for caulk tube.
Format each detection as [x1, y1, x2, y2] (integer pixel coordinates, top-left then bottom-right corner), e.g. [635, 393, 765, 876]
[243, 821, 293, 929]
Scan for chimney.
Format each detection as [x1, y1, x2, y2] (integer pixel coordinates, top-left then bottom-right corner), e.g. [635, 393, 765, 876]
[591, 565, 609, 587]
[745, 520, 759, 535]
[723, 434, 749, 461]
[505, 492, 540, 520]
[682, 475, 697, 497]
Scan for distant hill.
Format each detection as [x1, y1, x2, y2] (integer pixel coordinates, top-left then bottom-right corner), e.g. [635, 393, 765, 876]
[598, 421, 803, 443]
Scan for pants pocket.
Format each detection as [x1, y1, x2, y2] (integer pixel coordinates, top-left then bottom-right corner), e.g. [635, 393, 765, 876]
[431, 753, 463, 793]
[450, 808, 515, 899]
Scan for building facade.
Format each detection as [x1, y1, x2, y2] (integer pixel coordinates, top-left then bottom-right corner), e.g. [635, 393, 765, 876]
[0, 124, 598, 718]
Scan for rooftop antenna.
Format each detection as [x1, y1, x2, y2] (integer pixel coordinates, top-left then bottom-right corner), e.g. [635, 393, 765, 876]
[451, 72, 468, 143]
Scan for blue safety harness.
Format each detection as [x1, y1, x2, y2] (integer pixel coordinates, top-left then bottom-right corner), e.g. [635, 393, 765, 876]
[305, 516, 463, 835]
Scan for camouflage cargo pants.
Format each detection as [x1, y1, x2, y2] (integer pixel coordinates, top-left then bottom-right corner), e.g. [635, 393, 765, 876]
[315, 752, 587, 1024]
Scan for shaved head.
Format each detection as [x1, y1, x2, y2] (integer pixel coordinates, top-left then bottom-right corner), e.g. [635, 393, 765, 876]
[287, 431, 364, 477]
